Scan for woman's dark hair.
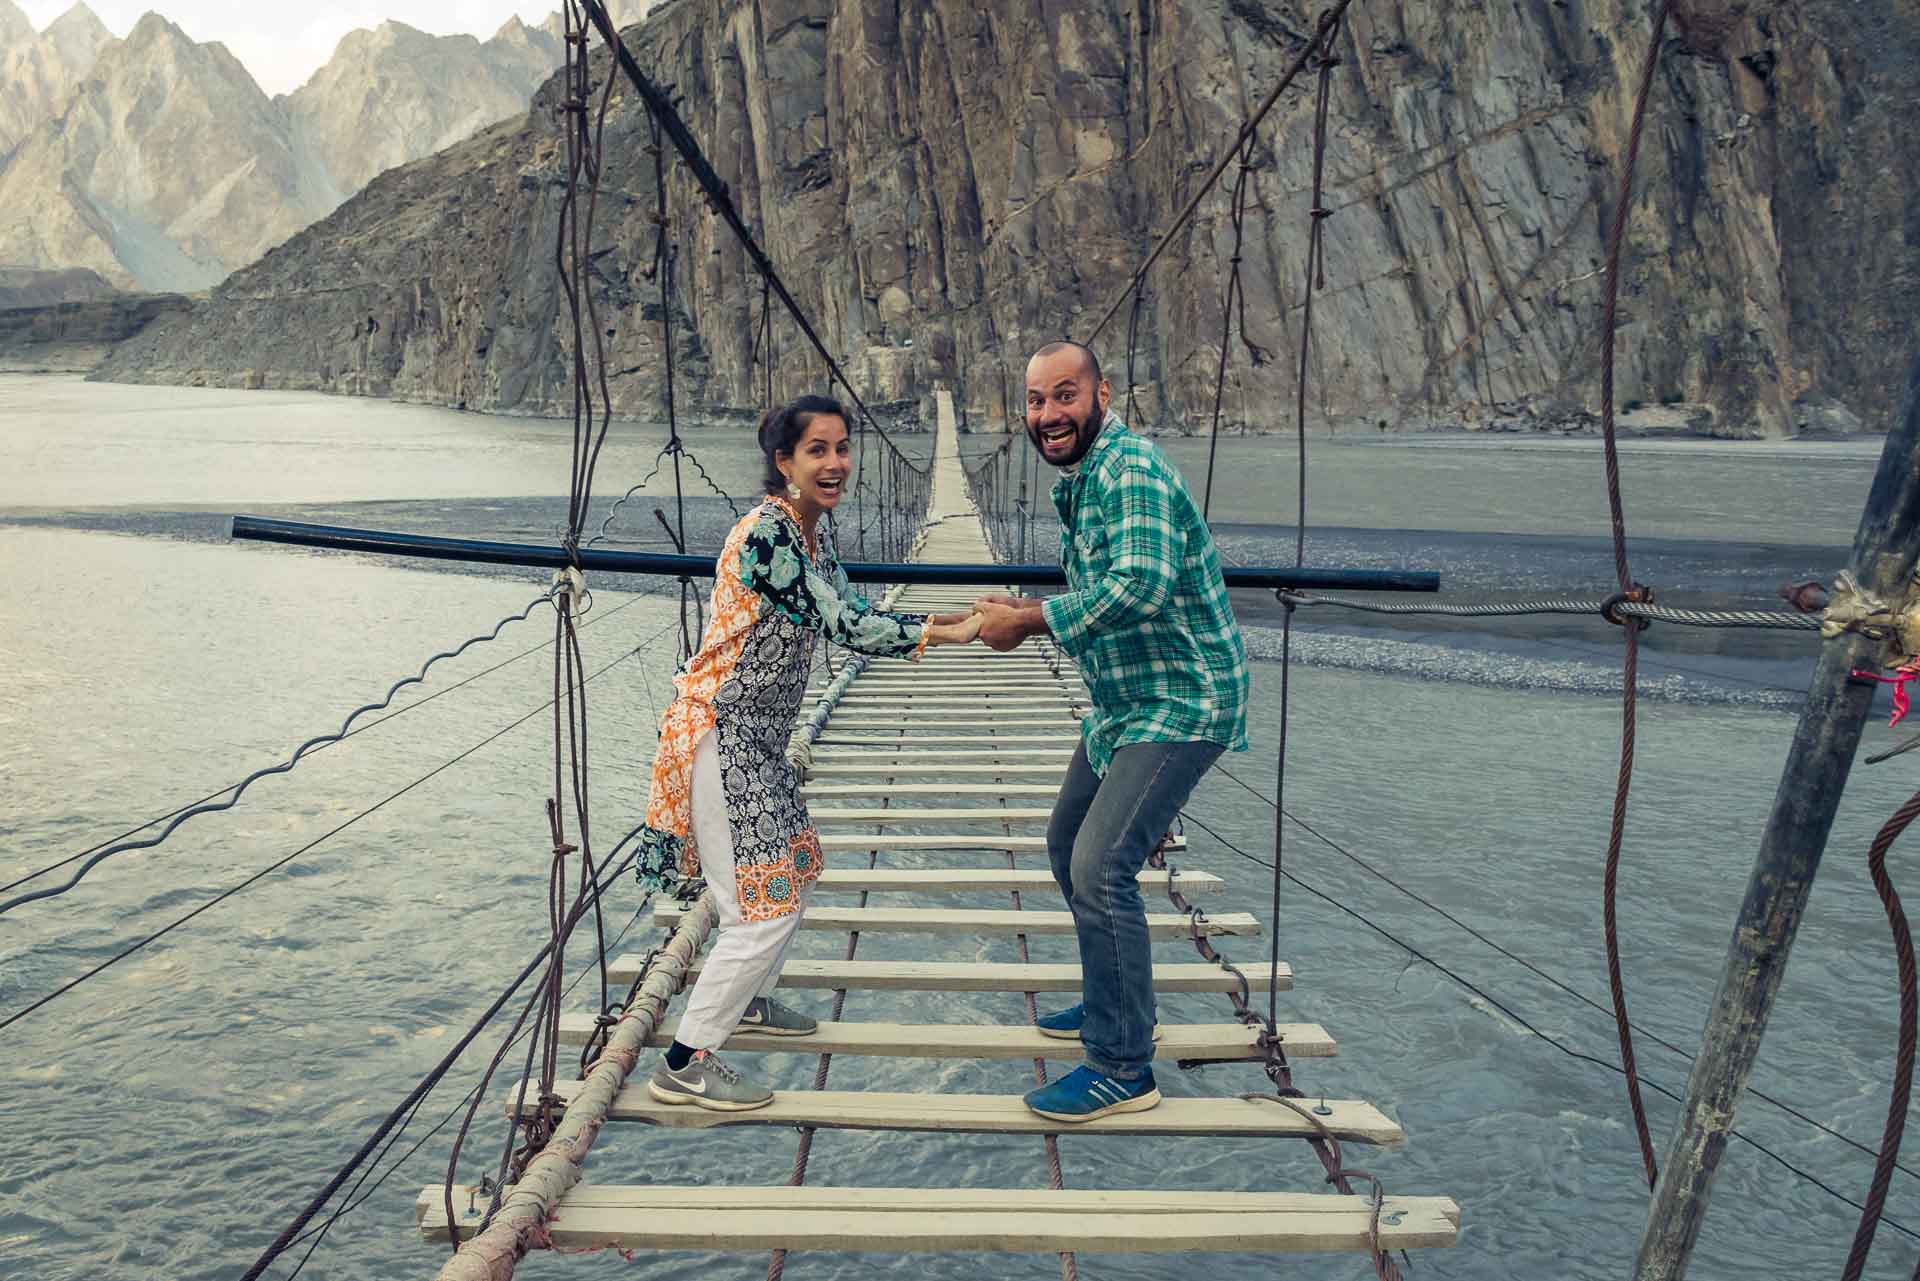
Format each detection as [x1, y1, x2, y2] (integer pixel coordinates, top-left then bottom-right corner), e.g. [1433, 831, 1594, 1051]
[757, 394, 849, 496]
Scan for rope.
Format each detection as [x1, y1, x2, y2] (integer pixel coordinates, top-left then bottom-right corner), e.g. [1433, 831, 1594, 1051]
[1840, 788, 1920, 1280]
[283, 866, 651, 1278]
[1594, 0, 1674, 1193]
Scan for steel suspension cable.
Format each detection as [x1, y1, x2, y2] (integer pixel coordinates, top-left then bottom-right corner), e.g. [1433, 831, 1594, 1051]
[1595, 0, 1674, 1193]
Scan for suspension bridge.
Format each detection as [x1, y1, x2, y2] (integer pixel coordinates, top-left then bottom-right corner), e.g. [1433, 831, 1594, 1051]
[412, 389, 1460, 1273]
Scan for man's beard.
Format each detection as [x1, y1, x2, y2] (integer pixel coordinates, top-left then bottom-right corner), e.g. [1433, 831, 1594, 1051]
[1025, 399, 1103, 468]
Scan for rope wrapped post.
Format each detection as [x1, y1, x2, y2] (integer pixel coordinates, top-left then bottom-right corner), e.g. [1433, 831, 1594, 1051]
[1632, 354, 1920, 1279]
[431, 893, 719, 1280]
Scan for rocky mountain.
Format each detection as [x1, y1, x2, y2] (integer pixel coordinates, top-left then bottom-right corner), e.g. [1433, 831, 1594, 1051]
[0, 1, 112, 156]
[0, 1, 657, 291]
[0, 265, 116, 309]
[96, 0, 1917, 437]
[0, 13, 340, 291]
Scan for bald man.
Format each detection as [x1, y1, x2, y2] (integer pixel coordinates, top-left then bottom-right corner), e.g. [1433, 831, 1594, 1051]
[975, 341, 1249, 1121]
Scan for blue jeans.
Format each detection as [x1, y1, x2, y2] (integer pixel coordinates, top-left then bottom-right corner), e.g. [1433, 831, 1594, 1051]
[1047, 738, 1225, 1081]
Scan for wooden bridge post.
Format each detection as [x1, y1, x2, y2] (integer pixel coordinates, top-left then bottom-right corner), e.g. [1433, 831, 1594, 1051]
[1633, 354, 1920, 1278]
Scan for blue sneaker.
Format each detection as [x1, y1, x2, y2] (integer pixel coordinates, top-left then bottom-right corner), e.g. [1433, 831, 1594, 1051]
[1034, 1003, 1086, 1040]
[1034, 1003, 1162, 1042]
[1024, 1064, 1161, 1122]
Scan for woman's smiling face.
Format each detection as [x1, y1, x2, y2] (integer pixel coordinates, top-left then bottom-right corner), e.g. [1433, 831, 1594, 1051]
[779, 413, 851, 512]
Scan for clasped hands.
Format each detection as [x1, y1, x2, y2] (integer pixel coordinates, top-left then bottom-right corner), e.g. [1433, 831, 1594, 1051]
[968, 593, 1046, 652]
[924, 595, 1046, 651]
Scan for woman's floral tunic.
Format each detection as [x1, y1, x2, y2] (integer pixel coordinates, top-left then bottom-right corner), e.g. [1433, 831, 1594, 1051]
[636, 497, 928, 920]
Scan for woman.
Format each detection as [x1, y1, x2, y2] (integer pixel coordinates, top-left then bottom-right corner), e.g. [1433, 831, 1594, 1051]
[634, 394, 980, 1111]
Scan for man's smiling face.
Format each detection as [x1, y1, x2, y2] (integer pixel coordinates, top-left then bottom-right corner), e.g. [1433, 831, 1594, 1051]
[1024, 344, 1110, 468]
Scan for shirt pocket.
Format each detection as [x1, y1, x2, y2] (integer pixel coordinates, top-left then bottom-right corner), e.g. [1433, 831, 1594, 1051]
[1070, 521, 1107, 574]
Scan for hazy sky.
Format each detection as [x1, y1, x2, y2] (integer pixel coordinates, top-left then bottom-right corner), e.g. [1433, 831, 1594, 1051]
[16, 2, 560, 95]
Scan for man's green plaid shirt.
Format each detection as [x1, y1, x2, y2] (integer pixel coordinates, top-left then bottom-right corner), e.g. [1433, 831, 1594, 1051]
[1040, 413, 1250, 775]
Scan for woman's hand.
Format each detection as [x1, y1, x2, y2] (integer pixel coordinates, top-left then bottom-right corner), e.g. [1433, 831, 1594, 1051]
[973, 593, 1042, 613]
[926, 613, 984, 647]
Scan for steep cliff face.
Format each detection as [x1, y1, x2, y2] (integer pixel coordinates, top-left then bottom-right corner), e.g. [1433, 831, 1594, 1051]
[95, 0, 1918, 437]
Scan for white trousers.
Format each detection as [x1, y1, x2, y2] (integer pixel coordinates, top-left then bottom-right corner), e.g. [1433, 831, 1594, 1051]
[674, 732, 811, 1050]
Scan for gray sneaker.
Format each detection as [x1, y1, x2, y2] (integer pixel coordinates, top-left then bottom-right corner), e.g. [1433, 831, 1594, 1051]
[647, 1050, 774, 1112]
[736, 996, 818, 1037]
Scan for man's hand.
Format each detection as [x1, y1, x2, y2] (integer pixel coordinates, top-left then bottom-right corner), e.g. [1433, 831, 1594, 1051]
[975, 602, 1034, 652]
[972, 593, 1039, 614]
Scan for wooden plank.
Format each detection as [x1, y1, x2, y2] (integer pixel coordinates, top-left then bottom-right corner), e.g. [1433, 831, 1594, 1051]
[810, 806, 1055, 823]
[811, 748, 1074, 759]
[814, 736, 1081, 747]
[819, 834, 1050, 851]
[515, 1081, 1399, 1143]
[816, 833, 1186, 852]
[554, 1016, 1331, 1060]
[421, 1185, 1457, 1253]
[604, 955, 1290, 993]
[821, 717, 1075, 729]
[827, 699, 1081, 711]
[806, 867, 1219, 893]
[805, 763, 1068, 778]
[650, 903, 1259, 938]
[810, 679, 1073, 690]
[804, 782, 1064, 797]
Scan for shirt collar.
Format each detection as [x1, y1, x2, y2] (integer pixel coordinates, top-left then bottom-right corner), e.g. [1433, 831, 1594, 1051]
[1053, 410, 1124, 502]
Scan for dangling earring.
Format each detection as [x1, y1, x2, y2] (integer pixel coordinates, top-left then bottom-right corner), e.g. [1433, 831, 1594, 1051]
[787, 481, 801, 499]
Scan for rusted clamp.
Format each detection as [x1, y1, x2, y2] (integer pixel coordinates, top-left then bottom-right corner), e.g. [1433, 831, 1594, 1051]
[1601, 584, 1654, 630]
[1822, 569, 1920, 665]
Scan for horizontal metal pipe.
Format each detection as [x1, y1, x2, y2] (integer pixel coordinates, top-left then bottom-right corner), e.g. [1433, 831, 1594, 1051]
[230, 516, 1441, 593]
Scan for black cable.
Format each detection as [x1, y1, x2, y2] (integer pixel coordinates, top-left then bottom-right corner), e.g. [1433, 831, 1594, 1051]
[0, 631, 667, 1036]
[1211, 762, 1920, 1182]
[0, 592, 570, 916]
[2, 593, 651, 899]
[1180, 809, 1920, 1243]
[280, 889, 652, 1277]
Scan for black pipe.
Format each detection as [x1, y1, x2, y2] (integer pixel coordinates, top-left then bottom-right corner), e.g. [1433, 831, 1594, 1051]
[230, 516, 1441, 593]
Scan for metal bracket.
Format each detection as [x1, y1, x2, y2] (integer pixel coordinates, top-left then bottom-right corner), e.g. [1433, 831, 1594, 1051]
[1821, 569, 1920, 664]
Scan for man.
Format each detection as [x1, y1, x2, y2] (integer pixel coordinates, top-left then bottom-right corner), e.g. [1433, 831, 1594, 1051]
[974, 340, 1249, 1122]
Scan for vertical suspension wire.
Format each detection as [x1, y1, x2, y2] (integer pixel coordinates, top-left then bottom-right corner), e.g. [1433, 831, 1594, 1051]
[1596, 0, 1673, 1193]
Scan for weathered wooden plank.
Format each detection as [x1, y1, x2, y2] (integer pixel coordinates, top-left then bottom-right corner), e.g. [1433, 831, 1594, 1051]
[603, 955, 1290, 993]
[822, 717, 1075, 729]
[805, 762, 1069, 778]
[650, 903, 1259, 938]
[815, 833, 1186, 852]
[811, 747, 1075, 759]
[513, 1082, 1399, 1143]
[810, 806, 1055, 823]
[799, 867, 1219, 894]
[827, 700, 1081, 712]
[814, 736, 1081, 747]
[420, 1185, 1457, 1253]
[554, 1016, 1331, 1059]
[804, 782, 1064, 797]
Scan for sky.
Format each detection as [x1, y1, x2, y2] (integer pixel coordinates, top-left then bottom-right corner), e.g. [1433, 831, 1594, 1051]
[16, 1, 562, 95]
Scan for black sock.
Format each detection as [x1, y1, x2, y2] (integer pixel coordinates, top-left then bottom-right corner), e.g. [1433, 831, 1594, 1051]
[665, 1040, 695, 1071]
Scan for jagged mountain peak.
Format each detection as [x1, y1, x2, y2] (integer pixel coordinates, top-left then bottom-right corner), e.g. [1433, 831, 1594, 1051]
[0, 0, 35, 47]
[42, 3, 113, 63]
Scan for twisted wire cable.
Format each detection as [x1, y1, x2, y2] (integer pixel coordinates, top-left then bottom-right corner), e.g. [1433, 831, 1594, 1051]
[1279, 592, 1821, 631]
[0, 590, 560, 917]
